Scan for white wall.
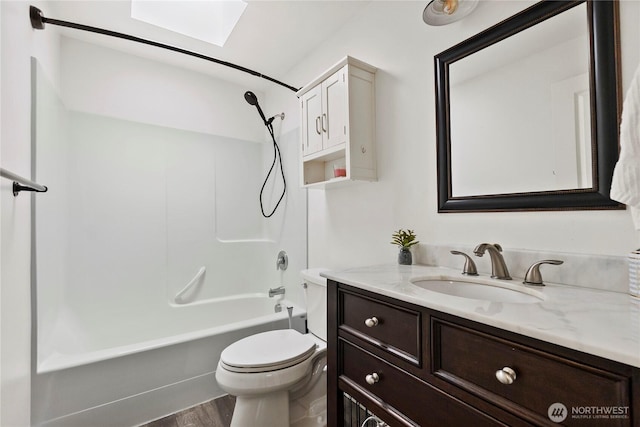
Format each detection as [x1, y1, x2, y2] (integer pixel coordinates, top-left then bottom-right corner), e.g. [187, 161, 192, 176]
[1, 2, 61, 426]
[60, 37, 265, 143]
[268, 1, 640, 271]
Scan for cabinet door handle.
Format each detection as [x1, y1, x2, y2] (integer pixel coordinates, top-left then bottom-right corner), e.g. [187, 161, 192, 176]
[322, 113, 327, 133]
[365, 373, 380, 385]
[495, 367, 517, 385]
[364, 317, 379, 327]
[315, 116, 322, 135]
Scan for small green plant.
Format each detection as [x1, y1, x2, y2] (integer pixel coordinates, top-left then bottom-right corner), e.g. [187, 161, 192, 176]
[390, 229, 419, 249]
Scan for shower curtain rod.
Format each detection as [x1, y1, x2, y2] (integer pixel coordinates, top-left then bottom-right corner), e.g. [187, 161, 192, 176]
[29, 6, 300, 93]
[0, 167, 48, 196]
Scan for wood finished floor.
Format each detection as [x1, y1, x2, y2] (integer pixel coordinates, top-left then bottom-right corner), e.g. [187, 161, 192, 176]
[141, 395, 236, 427]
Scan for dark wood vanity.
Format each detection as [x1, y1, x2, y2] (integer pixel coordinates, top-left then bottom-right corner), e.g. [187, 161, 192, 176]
[327, 280, 639, 426]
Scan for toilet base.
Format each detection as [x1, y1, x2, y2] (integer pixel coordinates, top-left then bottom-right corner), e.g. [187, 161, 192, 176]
[230, 391, 289, 427]
[290, 366, 327, 426]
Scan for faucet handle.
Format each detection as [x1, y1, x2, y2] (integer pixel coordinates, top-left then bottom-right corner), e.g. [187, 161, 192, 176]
[523, 260, 564, 286]
[276, 250, 288, 271]
[450, 251, 478, 276]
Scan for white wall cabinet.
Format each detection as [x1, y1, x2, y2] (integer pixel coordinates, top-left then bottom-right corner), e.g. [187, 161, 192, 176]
[297, 57, 377, 188]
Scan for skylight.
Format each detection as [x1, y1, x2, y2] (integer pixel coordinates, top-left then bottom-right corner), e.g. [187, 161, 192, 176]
[131, 1, 248, 47]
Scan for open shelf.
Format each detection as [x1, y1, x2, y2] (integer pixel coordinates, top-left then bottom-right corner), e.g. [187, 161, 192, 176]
[302, 150, 347, 187]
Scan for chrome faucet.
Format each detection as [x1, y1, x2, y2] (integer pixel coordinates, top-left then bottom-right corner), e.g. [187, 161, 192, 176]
[269, 286, 285, 298]
[473, 243, 512, 280]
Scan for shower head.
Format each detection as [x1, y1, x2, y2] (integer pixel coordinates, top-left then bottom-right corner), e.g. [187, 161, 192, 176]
[244, 90, 268, 125]
[244, 91, 259, 106]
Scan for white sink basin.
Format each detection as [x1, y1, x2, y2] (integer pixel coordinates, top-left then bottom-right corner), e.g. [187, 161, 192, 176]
[410, 277, 543, 304]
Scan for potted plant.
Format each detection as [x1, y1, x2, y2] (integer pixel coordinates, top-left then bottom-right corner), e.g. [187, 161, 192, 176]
[391, 229, 419, 265]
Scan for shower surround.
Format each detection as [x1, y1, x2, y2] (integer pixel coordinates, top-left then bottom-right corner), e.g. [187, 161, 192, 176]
[31, 36, 306, 426]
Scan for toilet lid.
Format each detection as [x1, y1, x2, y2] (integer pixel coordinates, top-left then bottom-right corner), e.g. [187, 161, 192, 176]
[220, 329, 317, 373]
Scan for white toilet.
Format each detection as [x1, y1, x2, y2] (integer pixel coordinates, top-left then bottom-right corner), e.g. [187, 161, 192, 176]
[215, 269, 328, 427]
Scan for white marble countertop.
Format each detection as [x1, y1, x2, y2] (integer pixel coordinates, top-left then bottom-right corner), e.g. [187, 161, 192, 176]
[321, 264, 640, 368]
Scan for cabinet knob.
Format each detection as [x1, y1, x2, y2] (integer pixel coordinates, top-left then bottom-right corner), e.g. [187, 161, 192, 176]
[495, 367, 517, 385]
[365, 373, 380, 385]
[364, 317, 379, 327]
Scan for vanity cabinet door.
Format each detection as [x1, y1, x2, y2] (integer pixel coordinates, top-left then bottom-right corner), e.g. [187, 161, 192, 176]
[339, 339, 512, 427]
[339, 289, 421, 365]
[432, 318, 633, 427]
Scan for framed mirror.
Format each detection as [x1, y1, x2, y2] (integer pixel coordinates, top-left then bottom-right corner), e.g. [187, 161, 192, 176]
[435, 0, 623, 212]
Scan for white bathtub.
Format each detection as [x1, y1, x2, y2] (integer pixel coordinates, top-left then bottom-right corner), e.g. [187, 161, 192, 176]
[32, 295, 306, 427]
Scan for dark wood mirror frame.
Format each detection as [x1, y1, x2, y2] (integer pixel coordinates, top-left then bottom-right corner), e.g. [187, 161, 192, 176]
[435, 0, 623, 212]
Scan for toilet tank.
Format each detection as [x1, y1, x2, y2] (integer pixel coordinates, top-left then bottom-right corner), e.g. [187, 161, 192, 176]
[300, 269, 328, 341]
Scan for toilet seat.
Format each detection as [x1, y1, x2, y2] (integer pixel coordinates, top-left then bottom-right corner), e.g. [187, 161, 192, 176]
[220, 329, 317, 373]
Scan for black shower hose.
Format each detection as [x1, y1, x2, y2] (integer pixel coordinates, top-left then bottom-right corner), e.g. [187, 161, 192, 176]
[260, 122, 286, 218]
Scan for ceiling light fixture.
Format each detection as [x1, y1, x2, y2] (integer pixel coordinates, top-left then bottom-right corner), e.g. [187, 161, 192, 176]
[423, 0, 479, 26]
[130, 0, 247, 47]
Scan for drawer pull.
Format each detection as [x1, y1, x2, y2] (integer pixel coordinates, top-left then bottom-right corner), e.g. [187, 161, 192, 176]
[495, 367, 517, 385]
[365, 373, 380, 385]
[364, 317, 379, 327]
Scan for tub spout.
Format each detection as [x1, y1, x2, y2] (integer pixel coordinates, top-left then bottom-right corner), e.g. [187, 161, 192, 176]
[269, 286, 285, 297]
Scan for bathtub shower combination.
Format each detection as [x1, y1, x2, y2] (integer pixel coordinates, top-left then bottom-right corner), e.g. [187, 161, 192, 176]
[33, 296, 306, 427]
[31, 39, 306, 427]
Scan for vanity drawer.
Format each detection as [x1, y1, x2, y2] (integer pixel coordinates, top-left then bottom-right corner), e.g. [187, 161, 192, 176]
[432, 319, 632, 426]
[339, 289, 421, 363]
[340, 339, 511, 427]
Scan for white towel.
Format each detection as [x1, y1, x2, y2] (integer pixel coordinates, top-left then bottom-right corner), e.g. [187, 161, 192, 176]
[611, 64, 640, 229]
